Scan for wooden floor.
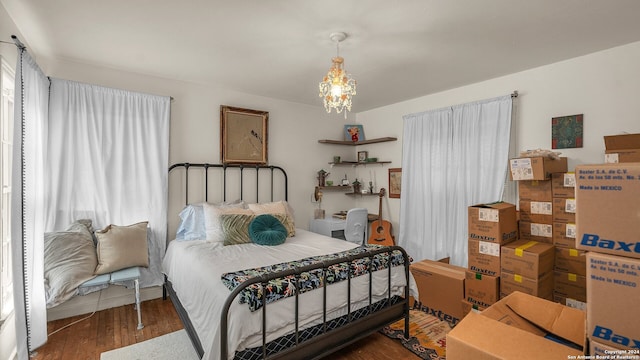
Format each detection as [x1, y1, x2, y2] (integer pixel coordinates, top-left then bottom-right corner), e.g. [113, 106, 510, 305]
[32, 298, 418, 360]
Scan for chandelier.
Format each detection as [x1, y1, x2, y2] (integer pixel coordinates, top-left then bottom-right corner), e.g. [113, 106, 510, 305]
[319, 32, 356, 116]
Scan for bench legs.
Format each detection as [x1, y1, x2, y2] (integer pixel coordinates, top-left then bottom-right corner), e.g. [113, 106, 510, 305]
[134, 278, 144, 330]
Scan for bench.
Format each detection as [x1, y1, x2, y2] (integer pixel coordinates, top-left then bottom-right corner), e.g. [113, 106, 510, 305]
[79, 266, 144, 329]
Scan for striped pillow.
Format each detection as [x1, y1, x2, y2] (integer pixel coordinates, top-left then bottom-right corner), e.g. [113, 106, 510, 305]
[220, 213, 255, 245]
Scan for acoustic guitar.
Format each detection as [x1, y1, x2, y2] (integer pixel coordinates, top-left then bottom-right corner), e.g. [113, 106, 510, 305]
[367, 188, 395, 246]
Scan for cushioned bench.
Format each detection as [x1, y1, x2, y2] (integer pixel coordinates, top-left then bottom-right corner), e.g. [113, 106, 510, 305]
[79, 266, 143, 329]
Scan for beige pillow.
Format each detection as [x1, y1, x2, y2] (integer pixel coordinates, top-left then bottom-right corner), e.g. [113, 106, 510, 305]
[95, 221, 149, 275]
[220, 213, 256, 246]
[248, 201, 296, 237]
[203, 203, 253, 242]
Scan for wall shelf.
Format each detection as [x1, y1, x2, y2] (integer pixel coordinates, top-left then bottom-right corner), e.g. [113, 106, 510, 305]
[316, 185, 352, 190]
[345, 192, 379, 196]
[329, 161, 391, 166]
[318, 137, 397, 146]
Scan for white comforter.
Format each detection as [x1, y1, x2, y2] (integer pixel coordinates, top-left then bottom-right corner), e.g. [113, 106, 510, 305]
[162, 229, 417, 360]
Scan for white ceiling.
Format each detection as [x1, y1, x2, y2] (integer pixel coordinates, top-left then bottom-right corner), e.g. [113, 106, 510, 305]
[4, 0, 640, 112]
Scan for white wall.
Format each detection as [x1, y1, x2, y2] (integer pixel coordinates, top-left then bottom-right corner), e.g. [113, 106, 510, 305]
[39, 58, 360, 235]
[357, 41, 640, 246]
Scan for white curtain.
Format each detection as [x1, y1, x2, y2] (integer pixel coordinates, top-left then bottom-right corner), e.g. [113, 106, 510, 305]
[45, 79, 170, 287]
[399, 95, 512, 266]
[11, 50, 49, 358]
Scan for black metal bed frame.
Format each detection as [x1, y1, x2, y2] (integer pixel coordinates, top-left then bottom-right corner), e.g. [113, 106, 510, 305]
[164, 163, 410, 360]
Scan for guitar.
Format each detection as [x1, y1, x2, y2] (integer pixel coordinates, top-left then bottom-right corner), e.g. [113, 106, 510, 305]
[367, 188, 395, 246]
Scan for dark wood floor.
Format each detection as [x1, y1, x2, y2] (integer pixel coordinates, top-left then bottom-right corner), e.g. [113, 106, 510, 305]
[32, 298, 418, 360]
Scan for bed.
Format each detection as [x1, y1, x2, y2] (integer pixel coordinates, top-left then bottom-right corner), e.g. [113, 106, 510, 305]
[162, 163, 416, 360]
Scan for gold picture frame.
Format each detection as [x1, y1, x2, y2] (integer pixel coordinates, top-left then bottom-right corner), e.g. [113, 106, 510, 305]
[388, 168, 402, 198]
[220, 105, 269, 164]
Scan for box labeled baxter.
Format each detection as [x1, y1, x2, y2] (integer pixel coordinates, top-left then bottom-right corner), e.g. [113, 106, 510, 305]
[575, 163, 640, 258]
[468, 202, 517, 245]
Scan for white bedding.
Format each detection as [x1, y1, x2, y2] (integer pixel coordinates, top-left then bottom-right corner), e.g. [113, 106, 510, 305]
[162, 228, 417, 360]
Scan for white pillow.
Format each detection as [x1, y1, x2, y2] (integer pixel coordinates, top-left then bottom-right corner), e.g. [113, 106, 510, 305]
[203, 203, 253, 242]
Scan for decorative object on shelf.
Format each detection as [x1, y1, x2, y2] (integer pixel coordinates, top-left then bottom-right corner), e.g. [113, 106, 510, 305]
[333, 156, 341, 163]
[344, 124, 365, 142]
[317, 169, 330, 187]
[352, 178, 362, 193]
[552, 113, 583, 149]
[358, 151, 368, 162]
[220, 105, 269, 164]
[365, 157, 378, 162]
[368, 188, 395, 246]
[318, 32, 356, 117]
[389, 168, 402, 199]
[369, 181, 374, 194]
[341, 174, 350, 186]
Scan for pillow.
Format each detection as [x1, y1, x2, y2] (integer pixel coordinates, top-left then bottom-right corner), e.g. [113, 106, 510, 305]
[220, 213, 255, 246]
[249, 214, 288, 246]
[203, 203, 252, 242]
[95, 221, 149, 275]
[176, 200, 246, 241]
[175, 203, 206, 241]
[247, 201, 296, 237]
[43, 219, 98, 308]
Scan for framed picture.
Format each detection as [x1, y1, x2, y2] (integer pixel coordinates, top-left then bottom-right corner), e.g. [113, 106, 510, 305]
[552, 114, 583, 149]
[358, 151, 368, 162]
[220, 105, 269, 164]
[388, 168, 402, 198]
[344, 124, 365, 142]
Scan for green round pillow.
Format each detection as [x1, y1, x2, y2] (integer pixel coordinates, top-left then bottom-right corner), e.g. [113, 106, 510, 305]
[249, 214, 288, 246]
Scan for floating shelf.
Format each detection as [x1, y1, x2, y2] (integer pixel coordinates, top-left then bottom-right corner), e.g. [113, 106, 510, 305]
[316, 185, 352, 190]
[318, 137, 397, 146]
[329, 161, 392, 166]
[345, 192, 379, 196]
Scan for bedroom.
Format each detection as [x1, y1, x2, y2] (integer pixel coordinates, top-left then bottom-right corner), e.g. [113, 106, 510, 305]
[2, 1, 640, 360]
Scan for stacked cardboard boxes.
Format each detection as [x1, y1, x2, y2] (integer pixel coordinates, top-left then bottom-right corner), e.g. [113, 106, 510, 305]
[550, 172, 586, 307]
[465, 202, 517, 313]
[576, 162, 640, 351]
[603, 133, 640, 163]
[500, 239, 554, 299]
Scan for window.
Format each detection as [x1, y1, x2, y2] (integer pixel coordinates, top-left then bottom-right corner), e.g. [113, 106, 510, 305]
[0, 56, 15, 322]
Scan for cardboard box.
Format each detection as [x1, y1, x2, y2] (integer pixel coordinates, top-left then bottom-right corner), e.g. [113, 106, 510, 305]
[501, 240, 555, 279]
[552, 197, 576, 223]
[554, 247, 586, 276]
[518, 221, 553, 244]
[519, 200, 553, 224]
[518, 179, 553, 201]
[589, 339, 629, 357]
[553, 292, 586, 311]
[468, 202, 517, 244]
[464, 271, 499, 308]
[552, 222, 576, 248]
[447, 292, 585, 359]
[461, 299, 485, 317]
[575, 163, 640, 258]
[468, 239, 501, 276]
[509, 156, 568, 181]
[410, 259, 466, 325]
[500, 270, 553, 300]
[553, 270, 586, 302]
[603, 133, 640, 150]
[586, 252, 640, 350]
[605, 148, 640, 163]
[551, 172, 576, 198]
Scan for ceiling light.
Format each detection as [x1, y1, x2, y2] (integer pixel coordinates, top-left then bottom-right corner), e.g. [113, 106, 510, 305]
[319, 32, 356, 117]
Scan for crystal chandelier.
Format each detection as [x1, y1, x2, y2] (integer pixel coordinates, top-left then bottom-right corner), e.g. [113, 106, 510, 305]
[319, 32, 356, 116]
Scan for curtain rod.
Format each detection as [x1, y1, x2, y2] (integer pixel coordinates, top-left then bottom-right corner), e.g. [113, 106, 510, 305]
[511, 90, 518, 98]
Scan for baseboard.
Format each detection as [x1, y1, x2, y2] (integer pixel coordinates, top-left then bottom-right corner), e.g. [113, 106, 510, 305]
[47, 285, 163, 321]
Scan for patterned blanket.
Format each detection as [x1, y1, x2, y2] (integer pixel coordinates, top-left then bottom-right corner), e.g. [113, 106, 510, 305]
[221, 245, 406, 312]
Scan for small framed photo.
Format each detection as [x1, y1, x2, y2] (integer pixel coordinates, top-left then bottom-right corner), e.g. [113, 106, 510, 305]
[388, 168, 402, 198]
[344, 124, 365, 142]
[358, 151, 368, 162]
